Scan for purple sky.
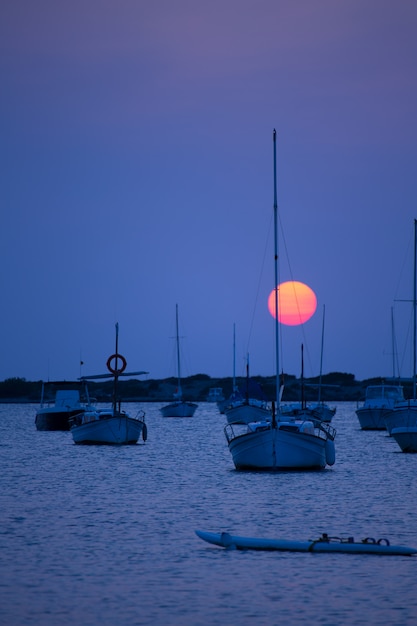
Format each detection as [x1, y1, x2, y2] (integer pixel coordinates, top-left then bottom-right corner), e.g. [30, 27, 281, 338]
[2, 1, 417, 384]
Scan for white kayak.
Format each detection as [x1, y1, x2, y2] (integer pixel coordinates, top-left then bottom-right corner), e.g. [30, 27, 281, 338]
[195, 531, 417, 556]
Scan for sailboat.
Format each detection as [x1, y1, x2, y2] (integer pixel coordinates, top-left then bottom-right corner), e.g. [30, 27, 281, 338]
[160, 304, 198, 418]
[69, 323, 148, 445]
[224, 352, 271, 424]
[224, 130, 336, 470]
[385, 219, 417, 451]
[217, 323, 240, 414]
[281, 308, 336, 422]
[357, 308, 405, 431]
[280, 343, 321, 420]
[308, 305, 337, 422]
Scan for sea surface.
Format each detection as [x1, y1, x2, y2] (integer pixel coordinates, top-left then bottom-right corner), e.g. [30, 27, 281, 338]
[1, 402, 416, 626]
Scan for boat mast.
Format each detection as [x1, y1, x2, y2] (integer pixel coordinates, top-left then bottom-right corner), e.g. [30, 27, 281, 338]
[175, 304, 182, 398]
[273, 129, 280, 408]
[245, 353, 250, 402]
[318, 304, 325, 404]
[113, 322, 119, 413]
[390, 307, 397, 379]
[232, 323, 237, 393]
[413, 219, 416, 399]
[301, 344, 305, 409]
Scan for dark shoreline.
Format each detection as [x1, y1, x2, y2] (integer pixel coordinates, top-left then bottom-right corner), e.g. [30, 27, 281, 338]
[0, 373, 413, 404]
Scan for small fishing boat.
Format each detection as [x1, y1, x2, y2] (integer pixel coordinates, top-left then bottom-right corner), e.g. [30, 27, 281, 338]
[70, 324, 148, 445]
[356, 384, 405, 431]
[195, 531, 417, 556]
[206, 388, 225, 403]
[35, 381, 93, 431]
[160, 305, 198, 418]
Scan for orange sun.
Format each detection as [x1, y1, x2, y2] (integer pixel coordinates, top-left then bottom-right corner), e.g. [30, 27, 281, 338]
[268, 281, 317, 326]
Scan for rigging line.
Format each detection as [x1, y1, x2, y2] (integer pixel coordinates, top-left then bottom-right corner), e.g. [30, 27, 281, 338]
[245, 211, 273, 355]
[391, 308, 402, 379]
[393, 327, 402, 380]
[393, 227, 413, 302]
[398, 309, 412, 379]
[278, 211, 314, 376]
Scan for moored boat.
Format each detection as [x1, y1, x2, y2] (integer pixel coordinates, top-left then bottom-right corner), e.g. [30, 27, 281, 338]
[206, 388, 225, 403]
[390, 425, 417, 453]
[355, 384, 405, 431]
[35, 382, 93, 431]
[224, 354, 270, 424]
[224, 130, 336, 471]
[71, 407, 147, 445]
[160, 304, 197, 418]
[383, 220, 417, 441]
[70, 323, 148, 445]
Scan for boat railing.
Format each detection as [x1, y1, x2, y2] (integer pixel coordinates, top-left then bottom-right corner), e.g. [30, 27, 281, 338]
[224, 423, 249, 444]
[224, 419, 336, 445]
[312, 419, 336, 441]
[134, 409, 146, 422]
[68, 412, 85, 427]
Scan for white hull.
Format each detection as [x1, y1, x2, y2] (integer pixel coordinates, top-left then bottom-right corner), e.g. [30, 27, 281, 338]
[225, 402, 271, 425]
[309, 403, 336, 423]
[160, 401, 197, 418]
[355, 385, 405, 432]
[356, 407, 387, 430]
[224, 421, 335, 470]
[281, 403, 335, 423]
[391, 425, 417, 453]
[384, 402, 417, 435]
[71, 412, 146, 444]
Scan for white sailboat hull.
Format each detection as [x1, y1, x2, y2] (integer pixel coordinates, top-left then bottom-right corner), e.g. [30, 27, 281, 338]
[281, 403, 335, 423]
[308, 404, 336, 422]
[225, 402, 271, 425]
[71, 412, 146, 444]
[160, 401, 197, 418]
[391, 425, 417, 452]
[225, 421, 335, 470]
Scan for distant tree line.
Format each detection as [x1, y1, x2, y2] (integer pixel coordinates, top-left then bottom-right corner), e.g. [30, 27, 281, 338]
[0, 372, 412, 403]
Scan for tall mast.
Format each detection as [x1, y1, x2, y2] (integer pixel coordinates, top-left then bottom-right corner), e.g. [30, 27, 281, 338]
[175, 304, 182, 397]
[390, 306, 395, 379]
[113, 322, 119, 413]
[413, 219, 416, 399]
[273, 129, 280, 407]
[318, 305, 326, 404]
[233, 323, 237, 392]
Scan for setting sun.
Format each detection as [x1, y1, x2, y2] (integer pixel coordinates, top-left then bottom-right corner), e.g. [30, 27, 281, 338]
[268, 281, 317, 326]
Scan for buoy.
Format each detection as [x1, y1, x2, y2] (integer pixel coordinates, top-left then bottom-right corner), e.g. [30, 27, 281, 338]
[142, 423, 148, 442]
[325, 438, 336, 466]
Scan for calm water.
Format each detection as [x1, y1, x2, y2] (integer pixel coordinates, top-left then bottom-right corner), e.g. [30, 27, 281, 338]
[1, 402, 416, 626]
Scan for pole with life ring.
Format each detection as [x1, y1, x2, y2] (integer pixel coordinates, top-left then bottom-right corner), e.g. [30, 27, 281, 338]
[107, 322, 128, 413]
